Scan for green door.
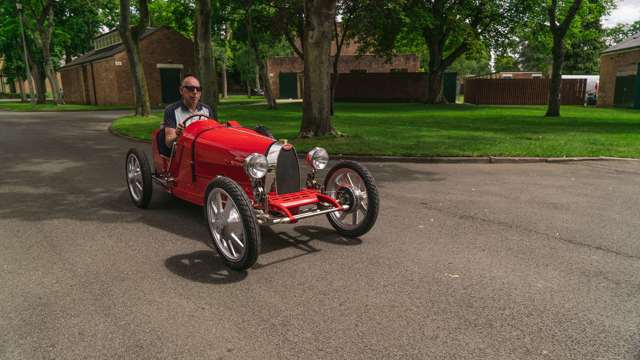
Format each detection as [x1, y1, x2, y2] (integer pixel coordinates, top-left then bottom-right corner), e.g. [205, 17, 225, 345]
[443, 72, 458, 103]
[160, 68, 181, 104]
[614, 74, 636, 108]
[635, 64, 640, 109]
[279, 73, 298, 99]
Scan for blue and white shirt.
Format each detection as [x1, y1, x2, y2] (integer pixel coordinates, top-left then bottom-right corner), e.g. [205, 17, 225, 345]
[162, 100, 212, 129]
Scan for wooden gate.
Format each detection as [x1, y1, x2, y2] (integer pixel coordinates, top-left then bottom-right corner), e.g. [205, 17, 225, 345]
[464, 79, 587, 105]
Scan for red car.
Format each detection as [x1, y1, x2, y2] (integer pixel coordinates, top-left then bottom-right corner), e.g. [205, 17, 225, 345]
[125, 114, 379, 270]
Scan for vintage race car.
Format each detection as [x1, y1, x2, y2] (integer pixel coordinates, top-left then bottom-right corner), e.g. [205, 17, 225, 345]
[125, 114, 379, 270]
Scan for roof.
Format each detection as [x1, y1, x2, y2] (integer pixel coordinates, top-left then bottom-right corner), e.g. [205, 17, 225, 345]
[603, 32, 640, 54]
[60, 27, 160, 69]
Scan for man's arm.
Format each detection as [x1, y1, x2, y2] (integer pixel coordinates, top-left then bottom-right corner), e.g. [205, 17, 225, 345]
[163, 105, 182, 148]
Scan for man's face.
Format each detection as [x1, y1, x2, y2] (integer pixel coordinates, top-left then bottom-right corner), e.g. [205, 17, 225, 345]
[180, 76, 201, 108]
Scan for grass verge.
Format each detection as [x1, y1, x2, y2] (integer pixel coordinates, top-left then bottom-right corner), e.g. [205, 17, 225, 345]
[111, 102, 640, 158]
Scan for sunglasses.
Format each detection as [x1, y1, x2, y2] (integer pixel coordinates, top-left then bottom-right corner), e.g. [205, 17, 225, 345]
[182, 85, 202, 92]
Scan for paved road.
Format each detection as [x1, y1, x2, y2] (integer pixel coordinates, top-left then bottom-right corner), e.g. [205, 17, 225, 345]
[1, 110, 640, 359]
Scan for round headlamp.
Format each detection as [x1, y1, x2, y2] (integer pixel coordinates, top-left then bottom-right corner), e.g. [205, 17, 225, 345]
[244, 153, 268, 179]
[306, 147, 329, 170]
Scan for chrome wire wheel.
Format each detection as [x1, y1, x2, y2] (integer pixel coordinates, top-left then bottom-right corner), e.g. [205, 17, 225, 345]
[326, 168, 369, 230]
[207, 188, 246, 262]
[127, 154, 143, 202]
[125, 148, 152, 208]
[324, 161, 379, 238]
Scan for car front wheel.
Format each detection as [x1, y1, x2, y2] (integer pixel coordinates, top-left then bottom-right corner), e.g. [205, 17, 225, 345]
[204, 177, 261, 270]
[324, 161, 379, 237]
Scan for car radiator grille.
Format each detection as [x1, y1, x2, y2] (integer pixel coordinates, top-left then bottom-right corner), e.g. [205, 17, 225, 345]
[276, 147, 300, 194]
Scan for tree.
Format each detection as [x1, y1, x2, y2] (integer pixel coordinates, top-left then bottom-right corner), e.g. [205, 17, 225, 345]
[494, 53, 520, 73]
[605, 20, 640, 46]
[352, 0, 513, 104]
[118, 0, 151, 116]
[196, 0, 219, 116]
[545, 0, 583, 117]
[449, 49, 492, 77]
[299, 0, 336, 137]
[29, 0, 64, 104]
[244, 0, 277, 109]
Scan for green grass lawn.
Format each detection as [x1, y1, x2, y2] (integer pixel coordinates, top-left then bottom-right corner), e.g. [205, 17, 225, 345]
[111, 102, 640, 158]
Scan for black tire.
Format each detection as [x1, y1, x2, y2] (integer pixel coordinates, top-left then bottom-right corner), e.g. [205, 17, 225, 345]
[125, 148, 153, 209]
[324, 161, 379, 237]
[204, 177, 261, 270]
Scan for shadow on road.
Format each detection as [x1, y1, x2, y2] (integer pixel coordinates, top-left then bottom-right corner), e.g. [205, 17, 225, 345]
[164, 250, 248, 284]
[164, 225, 361, 283]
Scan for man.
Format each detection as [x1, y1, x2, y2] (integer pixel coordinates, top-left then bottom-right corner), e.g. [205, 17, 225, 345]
[163, 74, 213, 147]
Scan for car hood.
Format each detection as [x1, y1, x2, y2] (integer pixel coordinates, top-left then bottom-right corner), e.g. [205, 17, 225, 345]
[194, 125, 276, 158]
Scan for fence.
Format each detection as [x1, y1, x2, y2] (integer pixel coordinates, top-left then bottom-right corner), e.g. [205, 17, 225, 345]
[334, 72, 457, 103]
[464, 78, 587, 105]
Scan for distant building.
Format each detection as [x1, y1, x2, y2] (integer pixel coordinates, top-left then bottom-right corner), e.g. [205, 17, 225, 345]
[266, 33, 420, 99]
[598, 32, 640, 108]
[60, 27, 195, 107]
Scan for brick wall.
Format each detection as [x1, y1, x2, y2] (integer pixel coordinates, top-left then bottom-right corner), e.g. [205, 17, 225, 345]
[266, 54, 419, 98]
[61, 27, 196, 106]
[60, 67, 85, 103]
[598, 49, 640, 107]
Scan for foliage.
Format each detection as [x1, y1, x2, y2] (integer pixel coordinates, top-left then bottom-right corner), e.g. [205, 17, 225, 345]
[605, 20, 640, 46]
[510, 0, 614, 75]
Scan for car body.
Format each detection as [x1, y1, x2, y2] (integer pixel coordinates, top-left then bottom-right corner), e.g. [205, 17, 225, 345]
[125, 115, 379, 270]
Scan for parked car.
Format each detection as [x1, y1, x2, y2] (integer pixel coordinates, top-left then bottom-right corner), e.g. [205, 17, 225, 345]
[125, 114, 379, 270]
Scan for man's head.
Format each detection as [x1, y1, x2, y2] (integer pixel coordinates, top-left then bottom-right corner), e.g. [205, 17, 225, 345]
[179, 74, 201, 109]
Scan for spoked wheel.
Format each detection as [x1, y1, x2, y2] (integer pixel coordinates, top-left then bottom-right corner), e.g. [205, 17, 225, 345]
[204, 177, 260, 270]
[324, 161, 379, 237]
[125, 148, 153, 208]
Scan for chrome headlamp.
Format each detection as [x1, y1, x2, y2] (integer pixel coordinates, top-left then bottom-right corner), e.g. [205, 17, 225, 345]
[244, 153, 268, 179]
[306, 147, 329, 170]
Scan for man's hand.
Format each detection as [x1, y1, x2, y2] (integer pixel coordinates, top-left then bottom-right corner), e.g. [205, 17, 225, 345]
[176, 123, 185, 137]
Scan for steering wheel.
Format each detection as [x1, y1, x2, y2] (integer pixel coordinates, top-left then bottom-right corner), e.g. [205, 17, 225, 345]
[181, 113, 210, 128]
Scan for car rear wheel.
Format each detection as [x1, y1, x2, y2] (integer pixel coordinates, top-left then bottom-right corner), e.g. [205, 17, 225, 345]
[126, 148, 153, 208]
[324, 161, 379, 237]
[204, 177, 261, 270]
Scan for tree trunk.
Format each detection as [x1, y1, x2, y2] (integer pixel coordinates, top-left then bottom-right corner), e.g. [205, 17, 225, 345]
[299, 0, 336, 138]
[35, 0, 63, 105]
[246, 0, 276, 109]
[246, 80, 251, 97]
[29, 58, 47, 104]
[545, 0, 582, 117]
[118, 0, 151, 116]
[426, 37, 446, 104]
[17, 77, 26, 102]
[221, 56, 228, 98]
[546, 37, 564, 117]
[426, 70, 445, 104]
[258, 59, 276, 108]
[196, 0, 219, 118]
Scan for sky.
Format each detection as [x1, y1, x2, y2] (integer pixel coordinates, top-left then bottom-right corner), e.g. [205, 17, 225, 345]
[603, 0, 640, 27]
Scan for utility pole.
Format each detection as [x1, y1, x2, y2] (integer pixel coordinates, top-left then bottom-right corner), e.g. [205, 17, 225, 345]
[16, 2, 36, 105]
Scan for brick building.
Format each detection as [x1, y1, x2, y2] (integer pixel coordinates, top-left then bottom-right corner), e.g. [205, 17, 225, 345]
[267, 37, 420, 99]
[60, 27, 195, 107]
[598, 32, 640, 108]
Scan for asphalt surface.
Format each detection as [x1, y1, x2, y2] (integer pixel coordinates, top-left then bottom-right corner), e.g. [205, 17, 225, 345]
[1, 110, 640, 359]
